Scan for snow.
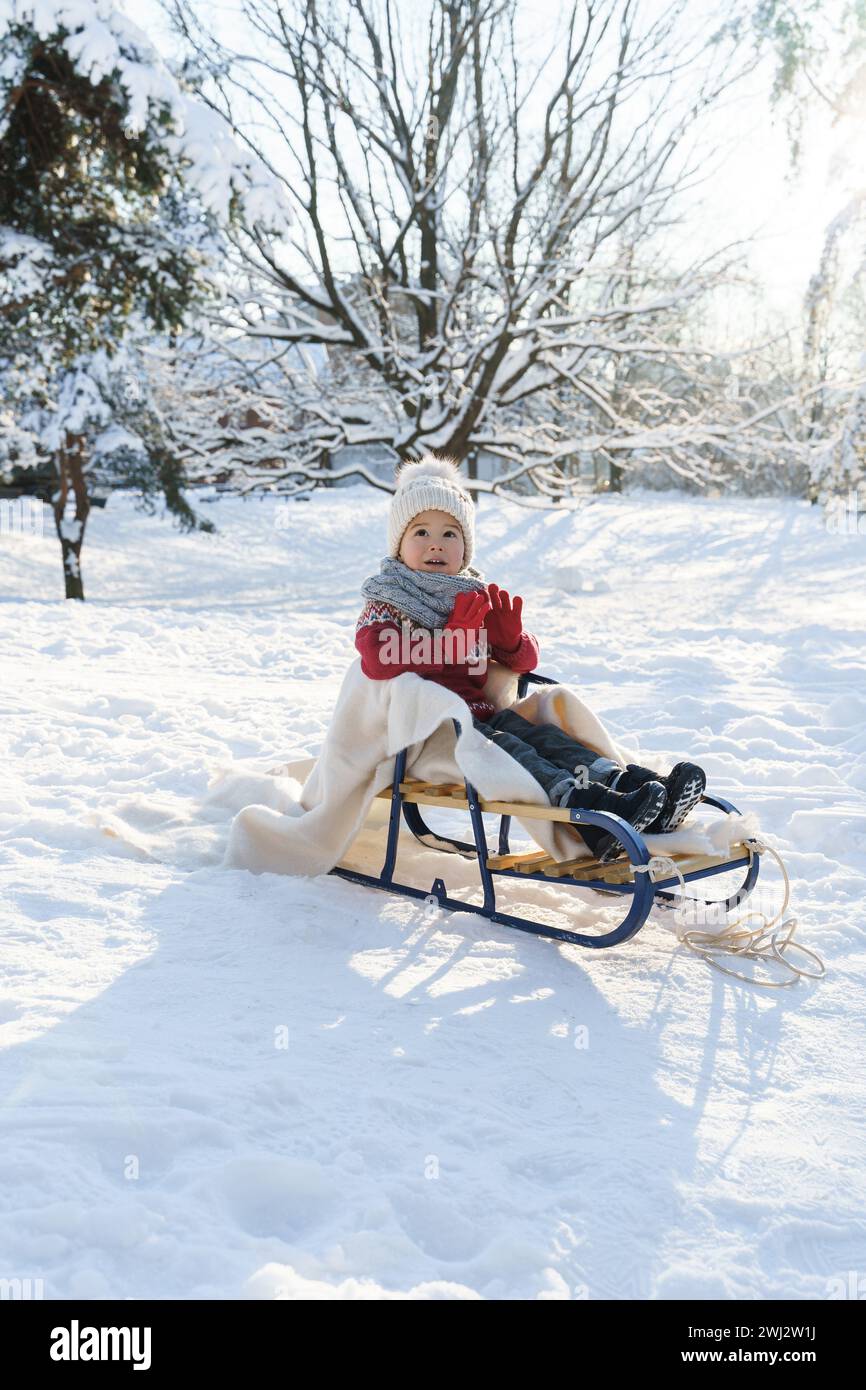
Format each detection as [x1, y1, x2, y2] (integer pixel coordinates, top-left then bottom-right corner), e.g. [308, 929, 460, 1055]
[0, 225, 56, 298]
[58, 516, 83, 542]
[1, 487, 865, 1300]
[37, 363, 112, 451]
[91, 422, 145, 458]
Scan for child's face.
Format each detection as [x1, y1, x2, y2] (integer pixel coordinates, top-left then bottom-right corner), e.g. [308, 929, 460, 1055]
[398, 509, 465, 575]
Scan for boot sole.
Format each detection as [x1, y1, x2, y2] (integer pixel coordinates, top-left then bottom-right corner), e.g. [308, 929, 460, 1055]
[651, 767, 706, 833]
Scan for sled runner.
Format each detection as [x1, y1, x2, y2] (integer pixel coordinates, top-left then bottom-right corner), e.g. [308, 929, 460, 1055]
[329, 671, 761, 949]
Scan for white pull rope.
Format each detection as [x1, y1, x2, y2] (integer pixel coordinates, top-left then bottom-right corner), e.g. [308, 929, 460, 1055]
[636, 841, 826, 988]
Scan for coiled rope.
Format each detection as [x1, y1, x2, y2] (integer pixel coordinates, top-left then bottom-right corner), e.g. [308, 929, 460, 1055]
[634, 839, 826, 988]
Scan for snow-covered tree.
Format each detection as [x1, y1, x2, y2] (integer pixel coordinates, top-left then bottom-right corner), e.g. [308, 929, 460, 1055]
[102, 319, 335, 506]
[755, 0, 866, 503]
[0, 0, 294, 596]
[153, 0, 806, 499]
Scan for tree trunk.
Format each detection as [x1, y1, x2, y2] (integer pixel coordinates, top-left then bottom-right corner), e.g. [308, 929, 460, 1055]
[607, 458, 624, 493]
[52, 431, 90, 600]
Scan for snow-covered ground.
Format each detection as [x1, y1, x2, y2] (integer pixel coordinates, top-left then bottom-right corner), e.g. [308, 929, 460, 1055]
[1, 486, 865, 1301]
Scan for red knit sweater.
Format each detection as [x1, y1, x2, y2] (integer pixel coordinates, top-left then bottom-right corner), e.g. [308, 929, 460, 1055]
[354, 597, 540, 722]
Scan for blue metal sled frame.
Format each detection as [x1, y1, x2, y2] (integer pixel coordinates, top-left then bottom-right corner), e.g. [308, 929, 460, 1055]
[329, 672, 760, 949]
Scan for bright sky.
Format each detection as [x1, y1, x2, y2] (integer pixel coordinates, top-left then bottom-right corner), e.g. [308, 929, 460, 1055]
[684, 61, 843, 341]
[138, 0, 848, 347]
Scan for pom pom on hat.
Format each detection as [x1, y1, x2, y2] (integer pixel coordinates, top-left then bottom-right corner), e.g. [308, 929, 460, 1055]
[388, 453, 476, 567]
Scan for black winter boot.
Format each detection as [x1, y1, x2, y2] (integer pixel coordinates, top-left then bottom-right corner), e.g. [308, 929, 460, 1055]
[560, 778, 667, 864]
[610, 761, 707, 833]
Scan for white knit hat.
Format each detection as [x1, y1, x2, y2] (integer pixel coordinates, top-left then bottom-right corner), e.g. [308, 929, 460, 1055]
[388, 454, 476, 568]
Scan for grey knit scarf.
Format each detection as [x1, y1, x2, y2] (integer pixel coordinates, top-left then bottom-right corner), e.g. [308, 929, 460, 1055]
[360, 556, 488, 629]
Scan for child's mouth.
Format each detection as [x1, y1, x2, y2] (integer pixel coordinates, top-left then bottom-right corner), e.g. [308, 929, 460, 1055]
[424, 559, 446, 566]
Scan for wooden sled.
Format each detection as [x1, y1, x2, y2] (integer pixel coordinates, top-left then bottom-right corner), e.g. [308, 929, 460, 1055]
[329, 672, 761, 949]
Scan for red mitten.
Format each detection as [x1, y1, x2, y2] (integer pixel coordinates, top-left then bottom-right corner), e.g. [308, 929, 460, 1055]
[484, 582, 523, 651]
[444, 590, 491, 636]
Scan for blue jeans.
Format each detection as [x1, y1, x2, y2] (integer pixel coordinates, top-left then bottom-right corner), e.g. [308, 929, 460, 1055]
[471, 709, 622, 805]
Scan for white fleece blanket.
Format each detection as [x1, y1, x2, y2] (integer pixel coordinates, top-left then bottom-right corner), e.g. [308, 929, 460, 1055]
[219, 658, 754, 879]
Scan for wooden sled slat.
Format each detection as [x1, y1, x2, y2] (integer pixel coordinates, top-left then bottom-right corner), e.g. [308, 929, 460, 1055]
[489, 842, 752, 884]
[568, 843, 752, 885]
[514, 854, 559, 875]
[376, 779, 466, 799]
[389, 788, 581, 821]
[378, 777, 578, 822]
[486, 848, 551, 871]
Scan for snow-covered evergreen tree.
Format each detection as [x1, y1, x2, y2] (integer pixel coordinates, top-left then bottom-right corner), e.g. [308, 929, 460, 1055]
[0, 0, 293, 597]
